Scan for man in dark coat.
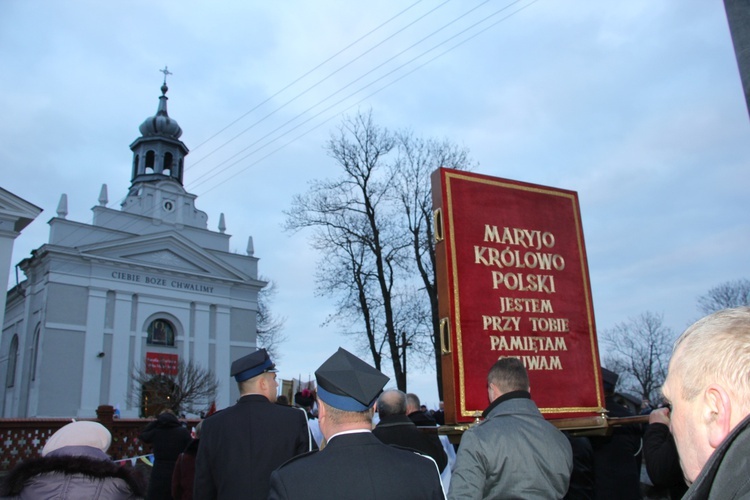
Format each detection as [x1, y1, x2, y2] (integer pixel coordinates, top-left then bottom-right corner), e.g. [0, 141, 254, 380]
[269, 347, 445, 500]
[661, 307, 750, 499]
[642, 407, 688, 499]
[139, 409, 191, 500]
[589, 367, 642, 500]
[373, 389, 448, 473]
[172, 421, 202, 500]
[407, 393, 439, 427]
[563, 433, 596, 500]
[194, 349, 312, 499]
[433, 401, 446, 426]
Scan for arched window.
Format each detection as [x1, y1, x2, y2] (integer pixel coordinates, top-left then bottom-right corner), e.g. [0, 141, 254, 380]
[145, 150, 155, 174]
[31, 325, 41, 382]
[133, 154, 140, 178]
[163, 152, 174, 176]
[6, 335, 18, 388]
[147, 319, 175, 346]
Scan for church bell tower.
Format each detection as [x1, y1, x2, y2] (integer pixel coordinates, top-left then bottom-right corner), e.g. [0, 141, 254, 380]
[128, 67, 188, 188]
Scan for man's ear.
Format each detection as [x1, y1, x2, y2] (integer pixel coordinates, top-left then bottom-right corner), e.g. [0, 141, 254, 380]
[317, 400, 327, 420]
[258, 374, 270, 393]
[705, 384, 732, 449]
[488, 382, 500, 401]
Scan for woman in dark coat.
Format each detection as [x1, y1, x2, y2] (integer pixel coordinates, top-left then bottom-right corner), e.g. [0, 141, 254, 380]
[171, 422, 201, 500]
[139, 410, 191, 500]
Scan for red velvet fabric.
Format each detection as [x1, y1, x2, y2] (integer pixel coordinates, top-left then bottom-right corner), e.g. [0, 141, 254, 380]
[432, 168, 605, 423]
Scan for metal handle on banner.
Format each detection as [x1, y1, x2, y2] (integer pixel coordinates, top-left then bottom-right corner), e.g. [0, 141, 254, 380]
[433, 208, 443, 242]
[440, 318, 451, 354]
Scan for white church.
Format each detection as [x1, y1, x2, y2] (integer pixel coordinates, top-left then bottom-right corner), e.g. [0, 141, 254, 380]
[1, 78, 265, 418]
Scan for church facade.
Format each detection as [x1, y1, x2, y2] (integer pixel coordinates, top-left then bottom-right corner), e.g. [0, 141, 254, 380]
[1, 78, 265, 418]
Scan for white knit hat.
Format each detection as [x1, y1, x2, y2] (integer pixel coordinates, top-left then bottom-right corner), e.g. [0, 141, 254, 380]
[41, 421, 112, 457]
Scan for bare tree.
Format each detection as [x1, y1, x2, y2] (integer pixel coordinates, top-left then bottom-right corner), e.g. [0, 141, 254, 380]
[285, 110, 476, 392]
[129, 358, 219, 416]
[317, 237, 385, 371]
[285, 110, 416, 389]
[697, 278, 750, 315]
[601, 311, 675, 402]
[256, 278, 287, 360]
[392, 132, 475, 398]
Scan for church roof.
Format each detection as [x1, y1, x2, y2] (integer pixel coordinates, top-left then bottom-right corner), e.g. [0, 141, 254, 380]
[138, 80, 183, 139]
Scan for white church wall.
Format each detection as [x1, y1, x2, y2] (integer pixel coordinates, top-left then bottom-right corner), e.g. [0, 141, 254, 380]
[37, 327, 84, 416]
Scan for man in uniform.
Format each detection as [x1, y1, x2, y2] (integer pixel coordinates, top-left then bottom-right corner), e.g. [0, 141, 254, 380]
[448, 357, 572, 499]
[662, 307, 750, 498]
[194, 349, 311, 499]
[269, 347, 445, 499]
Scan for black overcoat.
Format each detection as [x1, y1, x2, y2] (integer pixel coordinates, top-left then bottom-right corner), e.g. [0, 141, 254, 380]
[589, 396, 643, 500]
[268, 431, 445, 500]
[193, 394, 311, 500]
[139, 412, 192, 500]
[372, 414, 448, 472]
[643, 422, 688, 499]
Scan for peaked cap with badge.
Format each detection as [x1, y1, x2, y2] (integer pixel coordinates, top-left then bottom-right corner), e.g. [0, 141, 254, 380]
[231, 348, 277, 383]
[269, 348, 446, 499]
[315, 347, 389, 411]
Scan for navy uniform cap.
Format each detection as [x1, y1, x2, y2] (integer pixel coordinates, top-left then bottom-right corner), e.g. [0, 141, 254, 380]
[315, 347, 389, 411]
[231, 349, 276, 383]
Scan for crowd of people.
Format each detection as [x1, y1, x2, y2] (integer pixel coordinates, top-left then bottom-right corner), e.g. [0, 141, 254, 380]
[2, 306, 750, 499]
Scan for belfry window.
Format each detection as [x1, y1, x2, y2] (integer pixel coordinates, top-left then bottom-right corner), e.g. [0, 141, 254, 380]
[147, 319, 175, 346]
[145, 150, 155, 174]
[163, 152, 174, 176]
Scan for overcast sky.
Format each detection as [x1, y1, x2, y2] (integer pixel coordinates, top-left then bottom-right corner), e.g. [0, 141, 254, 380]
[2, 1, 748, 408]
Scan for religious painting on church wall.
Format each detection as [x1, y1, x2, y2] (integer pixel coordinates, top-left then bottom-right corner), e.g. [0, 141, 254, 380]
[147, 319, 175, 346]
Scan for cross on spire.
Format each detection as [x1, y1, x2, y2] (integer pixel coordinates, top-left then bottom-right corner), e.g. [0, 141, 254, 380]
[160, 65, 172, 85]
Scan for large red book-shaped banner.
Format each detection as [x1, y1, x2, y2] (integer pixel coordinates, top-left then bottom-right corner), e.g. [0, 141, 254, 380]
[432, 168, 605, 424]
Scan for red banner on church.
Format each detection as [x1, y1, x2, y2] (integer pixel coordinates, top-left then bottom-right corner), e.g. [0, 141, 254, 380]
[145, 352, 179, 375]
[432, 168, 605, 423]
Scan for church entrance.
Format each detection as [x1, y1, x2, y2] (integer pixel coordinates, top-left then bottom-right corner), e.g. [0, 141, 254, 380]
[140, 376, 179, 417]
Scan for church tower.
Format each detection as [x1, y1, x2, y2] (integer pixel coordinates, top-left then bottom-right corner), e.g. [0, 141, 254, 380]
[121, 69, 208, 229]
[2, 72, 265, 419]
[130, 69, 187, 186]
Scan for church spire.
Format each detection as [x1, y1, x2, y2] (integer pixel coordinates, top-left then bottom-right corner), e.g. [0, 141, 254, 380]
[128, 67, 189, 187]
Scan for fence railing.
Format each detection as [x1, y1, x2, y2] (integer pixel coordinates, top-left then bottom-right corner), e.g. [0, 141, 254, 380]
[0, 406, 199, 472]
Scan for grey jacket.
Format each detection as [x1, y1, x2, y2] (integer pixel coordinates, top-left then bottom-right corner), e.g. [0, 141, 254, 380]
[448, 392, 572, 500]
[683, 413, 750, 499]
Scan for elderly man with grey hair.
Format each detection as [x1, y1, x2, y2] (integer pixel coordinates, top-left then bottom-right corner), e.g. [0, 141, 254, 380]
[661, 306, 750, 498]
[373, 389, 448, 473]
